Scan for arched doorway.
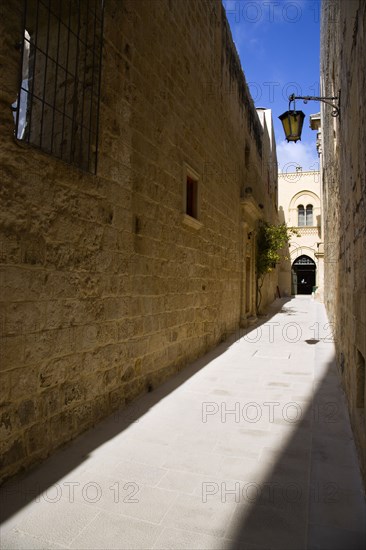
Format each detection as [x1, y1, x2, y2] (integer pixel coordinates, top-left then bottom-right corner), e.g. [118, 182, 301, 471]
[292, 255, 316, 295]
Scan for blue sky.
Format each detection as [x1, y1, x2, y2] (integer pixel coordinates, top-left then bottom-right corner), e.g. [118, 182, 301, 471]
[223, 0, 321, 173]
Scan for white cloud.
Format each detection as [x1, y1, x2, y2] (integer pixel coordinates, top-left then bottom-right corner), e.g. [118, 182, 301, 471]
[276, 140, 319, 173]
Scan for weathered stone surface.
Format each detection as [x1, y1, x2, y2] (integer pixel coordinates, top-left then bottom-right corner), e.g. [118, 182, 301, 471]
[321, 0, 366, 486]
[0, 438, 25, 470]
[0, 0, 278, 482]
[18, 400, 35, 427]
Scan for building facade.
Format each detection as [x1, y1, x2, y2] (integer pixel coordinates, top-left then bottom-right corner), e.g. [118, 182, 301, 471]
[321, 0, 366, 484]
[0, 0, 278, 482]
[278, 170, 324, 299]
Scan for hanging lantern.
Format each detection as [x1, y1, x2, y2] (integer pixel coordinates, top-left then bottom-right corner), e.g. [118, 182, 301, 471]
[279, 109, 305, 143]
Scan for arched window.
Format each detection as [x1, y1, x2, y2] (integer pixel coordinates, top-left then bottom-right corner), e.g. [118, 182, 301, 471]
[297, 205, 305, 226]
[306, 204, 313, 226]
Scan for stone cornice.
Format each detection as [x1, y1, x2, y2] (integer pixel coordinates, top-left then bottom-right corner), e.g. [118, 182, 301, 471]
[240, 195, 264, 227]
[278, 171, 320, 178]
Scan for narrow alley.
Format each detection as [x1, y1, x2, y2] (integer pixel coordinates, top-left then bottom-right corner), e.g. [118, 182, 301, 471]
[1, 1, 366, 548]
[1, 297, 365, 549]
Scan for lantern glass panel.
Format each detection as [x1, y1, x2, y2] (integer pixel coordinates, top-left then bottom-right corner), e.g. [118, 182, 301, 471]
[279, 110, 305, 142]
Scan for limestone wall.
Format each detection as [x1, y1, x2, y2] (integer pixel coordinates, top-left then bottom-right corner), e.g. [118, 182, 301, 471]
[321, 0, 366, 484]
[0, 0, 278, 481]
[255, 108, 279, 312]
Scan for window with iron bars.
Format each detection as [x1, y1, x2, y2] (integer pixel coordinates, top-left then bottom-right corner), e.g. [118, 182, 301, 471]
[13, 0, 104, 174]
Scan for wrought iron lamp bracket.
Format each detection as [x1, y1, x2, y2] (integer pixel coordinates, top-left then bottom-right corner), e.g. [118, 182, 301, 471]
[288, 93, 340, 118]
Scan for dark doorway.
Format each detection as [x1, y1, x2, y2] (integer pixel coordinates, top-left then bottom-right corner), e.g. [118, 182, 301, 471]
[292, 255, 316, 294]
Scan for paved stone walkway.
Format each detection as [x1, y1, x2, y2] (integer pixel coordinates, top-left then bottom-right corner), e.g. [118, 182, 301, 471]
[1, 297, 365, 550]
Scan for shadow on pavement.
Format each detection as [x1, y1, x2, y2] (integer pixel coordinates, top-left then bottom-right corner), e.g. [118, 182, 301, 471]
[0, 298, 292, 524]
[226, 355, 366, 549]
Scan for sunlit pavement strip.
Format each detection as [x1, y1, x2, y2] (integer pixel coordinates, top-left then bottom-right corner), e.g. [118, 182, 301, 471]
[1, 297, 365, 550]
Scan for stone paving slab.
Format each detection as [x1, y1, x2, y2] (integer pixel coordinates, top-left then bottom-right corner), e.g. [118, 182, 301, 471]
[1, 297, 365, 550]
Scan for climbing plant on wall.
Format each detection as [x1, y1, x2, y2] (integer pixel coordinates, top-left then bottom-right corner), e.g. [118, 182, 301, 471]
[256, 222, 299, 313]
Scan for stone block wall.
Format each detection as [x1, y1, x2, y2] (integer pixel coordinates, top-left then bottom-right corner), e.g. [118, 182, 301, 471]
[0, 0, 277, 482]
[321, 0, 366, 485]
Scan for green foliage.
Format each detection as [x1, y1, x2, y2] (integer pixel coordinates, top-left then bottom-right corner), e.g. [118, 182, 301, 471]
[255, 222, 298, 313]
[256, 222, 298, 278]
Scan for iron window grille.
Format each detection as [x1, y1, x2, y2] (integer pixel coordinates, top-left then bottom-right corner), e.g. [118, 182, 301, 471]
[13, 0, 104, 174]
[293, 255, 316, 266]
